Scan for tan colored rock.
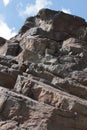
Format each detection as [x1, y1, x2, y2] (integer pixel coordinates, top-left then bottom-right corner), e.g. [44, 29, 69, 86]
[62, 37, 86, 54]
[52, 77, 87, 99]
[19, 37, 57, 62]
[0, 66, 21, 89]
[0, 86, 54, 130]
[1, 86, 87, 130]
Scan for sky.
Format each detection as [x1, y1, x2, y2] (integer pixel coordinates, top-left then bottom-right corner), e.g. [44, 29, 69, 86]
[0, 0, 87, 39]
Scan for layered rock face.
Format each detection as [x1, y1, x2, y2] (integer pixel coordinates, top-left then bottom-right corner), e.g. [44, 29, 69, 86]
[0, 8, 87, 130]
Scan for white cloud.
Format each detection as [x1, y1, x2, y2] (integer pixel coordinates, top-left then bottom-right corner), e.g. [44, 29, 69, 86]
[19, 0, 52, 17]
[61, 8, 71, 14]
[0, 16, 17, 40]
[3, 0, 11, 6]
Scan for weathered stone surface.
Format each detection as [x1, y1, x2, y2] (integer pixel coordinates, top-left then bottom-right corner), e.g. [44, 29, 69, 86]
[0, 37, 6, 46]
[20, 37, 58, 62]
[0, 8, 87, 129]
[52, 11, 86, 36]
[0, 86, 54, 130]
[0, 56, 18, 67]
[1, 86, 87, 130]
[0, 40, 7, 56]
[0, 65, 22, 89]
[6, 42, 22, 56]
[52, 77, 87, 99]
[61, 37, 87, 55]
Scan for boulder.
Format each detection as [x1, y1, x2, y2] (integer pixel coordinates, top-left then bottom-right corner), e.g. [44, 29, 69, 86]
[0, 56, 18, 67]
[0, 38, 7, 56]
[61, 37, 86, 54]
[0, 66, 21, 89]
[52, 11, 86, 36]
[6, 42, 22, 56]
[19, 37, 58, 62]
[0, 37, 6, 46]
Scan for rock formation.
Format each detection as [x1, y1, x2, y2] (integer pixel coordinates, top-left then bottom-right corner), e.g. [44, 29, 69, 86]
[0, 8, 87, 130]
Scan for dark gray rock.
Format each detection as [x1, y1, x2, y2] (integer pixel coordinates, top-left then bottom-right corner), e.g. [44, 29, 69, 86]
[0, 67, 22, 89]
[0, 37, 6, 46]
[6, 43, 22, 56]
[0, 56, 18, 67]
[52, 11, 86, 36]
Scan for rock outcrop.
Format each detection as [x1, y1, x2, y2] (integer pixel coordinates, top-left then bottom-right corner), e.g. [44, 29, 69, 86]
[0, 8, 87, 130]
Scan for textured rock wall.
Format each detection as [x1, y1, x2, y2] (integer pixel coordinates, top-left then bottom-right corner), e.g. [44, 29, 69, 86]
[0, 8, 87, 130]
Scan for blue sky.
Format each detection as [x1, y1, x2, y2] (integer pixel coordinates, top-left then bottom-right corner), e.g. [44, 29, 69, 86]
[0, 0, 87, 39]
